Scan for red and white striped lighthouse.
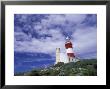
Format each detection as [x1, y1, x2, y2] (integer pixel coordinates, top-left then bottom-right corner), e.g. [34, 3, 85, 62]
[65, 36, 75, 62]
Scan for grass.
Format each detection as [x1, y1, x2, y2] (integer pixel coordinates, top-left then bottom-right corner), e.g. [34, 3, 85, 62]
[15, 59, 97, 76]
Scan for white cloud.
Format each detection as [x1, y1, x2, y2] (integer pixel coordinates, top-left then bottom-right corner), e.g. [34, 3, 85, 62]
[33, 14, 87, 35]
[14, 32, 31, 41]
[14, 29, 66, 56]
[14, 14, 97, 59]
[65, 14, 86, 24]
[47, 15, 66, 26]
[18, 14, 28, 23]
[72, 26, 97, 58]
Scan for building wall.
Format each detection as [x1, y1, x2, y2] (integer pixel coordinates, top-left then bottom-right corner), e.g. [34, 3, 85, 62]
[60, 53, 68, 63]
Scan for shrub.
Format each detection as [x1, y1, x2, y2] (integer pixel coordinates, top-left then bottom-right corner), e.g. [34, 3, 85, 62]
[24, 70, 40, 76]
[19, 59, 97, 76]
[54, 62, 64, 67]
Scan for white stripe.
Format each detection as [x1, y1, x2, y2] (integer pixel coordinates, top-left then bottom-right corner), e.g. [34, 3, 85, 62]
[65, 42, 71, 44]
[66, 48, 73, 53]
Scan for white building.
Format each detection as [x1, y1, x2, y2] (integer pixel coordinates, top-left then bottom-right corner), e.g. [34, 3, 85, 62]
[55, 48, 79, 64]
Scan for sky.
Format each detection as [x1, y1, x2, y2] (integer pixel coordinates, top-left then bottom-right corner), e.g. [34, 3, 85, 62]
[14, 14, 97, 61]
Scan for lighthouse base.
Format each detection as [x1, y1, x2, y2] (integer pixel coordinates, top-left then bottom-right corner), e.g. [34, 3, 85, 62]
[72, 58, 80, 62]
[68, 57, 80, 63]
[55, 52, 80, 64]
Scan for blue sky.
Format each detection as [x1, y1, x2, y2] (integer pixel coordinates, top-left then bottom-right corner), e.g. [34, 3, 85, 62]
[14, 14, 97, 60]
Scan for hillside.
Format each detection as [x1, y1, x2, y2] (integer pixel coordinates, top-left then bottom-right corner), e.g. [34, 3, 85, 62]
[15, 59, 97, 76]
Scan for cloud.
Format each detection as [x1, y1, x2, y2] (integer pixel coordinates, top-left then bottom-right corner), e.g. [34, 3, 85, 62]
[72, 26, 97, 58]
[14, 32, 31, 41]
[14, 14, 97, 59]
[14, 33, 65, 57]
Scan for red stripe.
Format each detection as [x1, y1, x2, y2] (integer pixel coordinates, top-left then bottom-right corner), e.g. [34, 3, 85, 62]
[65, 42, 73, 49]
[67, 53, 75, 57]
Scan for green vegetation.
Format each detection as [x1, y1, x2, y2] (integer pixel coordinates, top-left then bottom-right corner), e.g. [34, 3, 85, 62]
[15, 59, 97, 76]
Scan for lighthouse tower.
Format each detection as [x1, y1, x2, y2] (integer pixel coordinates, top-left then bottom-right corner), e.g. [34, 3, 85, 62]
[65, 36, 75, 62]
[56, 48, 60, 64]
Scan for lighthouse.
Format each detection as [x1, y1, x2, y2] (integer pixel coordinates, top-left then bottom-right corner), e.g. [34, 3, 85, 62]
[65, 36, 75, 62]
